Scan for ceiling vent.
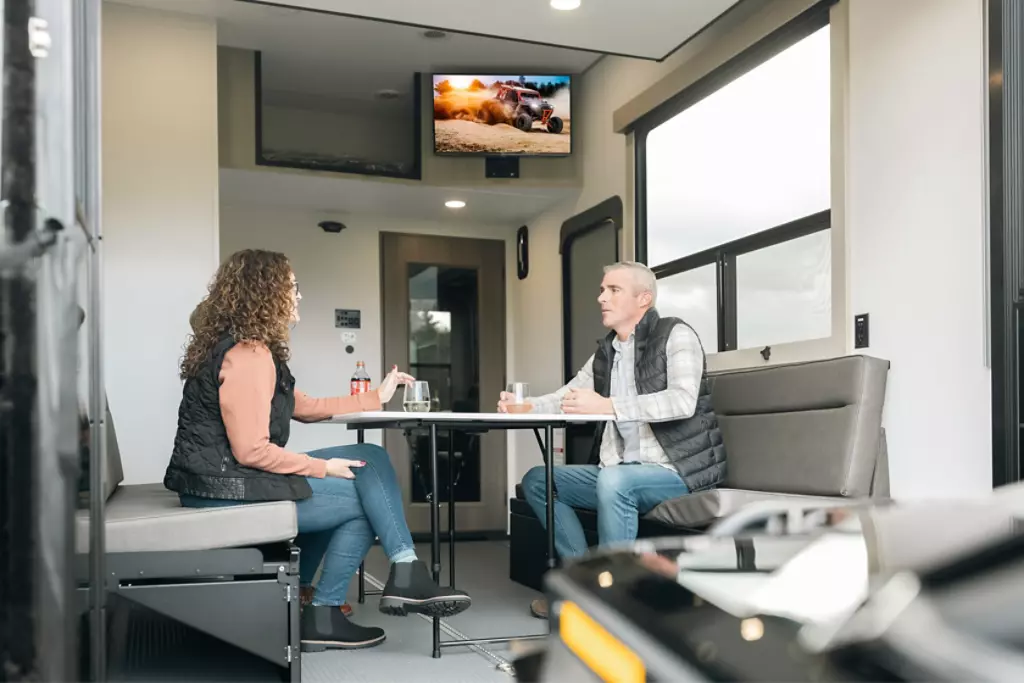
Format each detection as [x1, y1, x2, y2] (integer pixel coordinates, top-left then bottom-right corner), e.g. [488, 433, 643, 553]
[374, 89, 402, 100]
[422, 29, 447, 39]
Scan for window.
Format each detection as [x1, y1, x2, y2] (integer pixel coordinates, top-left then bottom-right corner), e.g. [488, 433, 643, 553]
[635, 10, 832, 353]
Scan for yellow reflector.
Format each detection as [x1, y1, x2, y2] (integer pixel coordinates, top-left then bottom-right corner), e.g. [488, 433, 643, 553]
[559, 601, 645, 683]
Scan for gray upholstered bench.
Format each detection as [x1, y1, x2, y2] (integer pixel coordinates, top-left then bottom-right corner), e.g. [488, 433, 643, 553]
[75, 408, 302, 681]
[645, 354, 890, 529]
[509, 354, 890, 590]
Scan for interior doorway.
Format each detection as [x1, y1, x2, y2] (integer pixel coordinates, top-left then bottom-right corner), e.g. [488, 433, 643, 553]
[560, 197, 623, 465]
[380, 232, 507, 535]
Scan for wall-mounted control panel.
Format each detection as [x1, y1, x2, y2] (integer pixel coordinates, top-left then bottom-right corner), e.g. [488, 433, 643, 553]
[335, 309, 361, 329]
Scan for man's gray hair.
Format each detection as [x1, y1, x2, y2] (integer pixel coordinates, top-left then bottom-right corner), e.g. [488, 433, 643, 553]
[603, 261, 657, 306]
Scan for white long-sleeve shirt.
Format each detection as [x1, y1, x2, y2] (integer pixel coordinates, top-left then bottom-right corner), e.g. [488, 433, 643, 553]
[528, 323, 705, 468]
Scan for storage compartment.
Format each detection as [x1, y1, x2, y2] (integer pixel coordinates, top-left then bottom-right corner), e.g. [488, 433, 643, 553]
[255, 54, 421, 179]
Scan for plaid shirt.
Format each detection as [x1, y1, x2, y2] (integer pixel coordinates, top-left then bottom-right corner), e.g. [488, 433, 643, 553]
[529, 323, 705, 468]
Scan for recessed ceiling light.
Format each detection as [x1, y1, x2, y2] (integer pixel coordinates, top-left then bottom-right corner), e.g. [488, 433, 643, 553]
[551, 0, 581, 9]
[374, 89, 402, 100]
[445, 200, 466, 209]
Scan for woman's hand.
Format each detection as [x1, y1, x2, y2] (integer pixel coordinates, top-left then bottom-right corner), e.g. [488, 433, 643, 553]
[324, 458, 365, 479]
[377, 365, 416, 404]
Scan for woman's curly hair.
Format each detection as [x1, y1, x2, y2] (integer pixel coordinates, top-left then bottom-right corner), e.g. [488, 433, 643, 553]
[180, 249, 295, 379]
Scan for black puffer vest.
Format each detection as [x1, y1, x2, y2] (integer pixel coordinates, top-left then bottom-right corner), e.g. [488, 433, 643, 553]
[163, 336, 313, 501]
[590, 309, 727, 492]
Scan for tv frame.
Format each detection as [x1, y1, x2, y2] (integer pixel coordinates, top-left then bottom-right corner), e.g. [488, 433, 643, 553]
[429, 72, 575, 158]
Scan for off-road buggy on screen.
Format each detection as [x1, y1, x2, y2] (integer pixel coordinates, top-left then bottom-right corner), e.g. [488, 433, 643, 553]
[495, 84, 565, 134]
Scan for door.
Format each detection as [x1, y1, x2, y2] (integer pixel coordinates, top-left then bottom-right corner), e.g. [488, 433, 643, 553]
[561, 198, 622, 464]
[381, 232, 507, 534]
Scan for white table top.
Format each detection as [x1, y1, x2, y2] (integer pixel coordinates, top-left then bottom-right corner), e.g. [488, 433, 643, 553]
[324, 411, 613, 425]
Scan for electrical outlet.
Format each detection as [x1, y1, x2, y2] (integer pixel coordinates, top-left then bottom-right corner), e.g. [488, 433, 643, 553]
[854, 313, 870, 349]
[340, 331, 357, 344]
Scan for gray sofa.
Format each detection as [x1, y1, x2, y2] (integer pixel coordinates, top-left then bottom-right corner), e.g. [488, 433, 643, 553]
[75, 406, 302, 681]
[509, 354, 891, 590]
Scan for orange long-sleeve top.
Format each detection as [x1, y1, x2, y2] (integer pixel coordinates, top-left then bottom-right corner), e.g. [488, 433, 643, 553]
[219, 342, 381, 478]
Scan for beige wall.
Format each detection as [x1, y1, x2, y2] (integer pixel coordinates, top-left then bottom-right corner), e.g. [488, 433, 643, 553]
[102, 2, 219, 484]
[845, 0, 990, 498]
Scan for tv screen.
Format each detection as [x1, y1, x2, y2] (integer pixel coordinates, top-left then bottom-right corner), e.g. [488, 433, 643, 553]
[432, 74, 572, 156]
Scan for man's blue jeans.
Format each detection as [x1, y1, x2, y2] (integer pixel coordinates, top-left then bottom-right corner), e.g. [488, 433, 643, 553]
[521, 463, 689, 558]
[180, 443, 416, 606]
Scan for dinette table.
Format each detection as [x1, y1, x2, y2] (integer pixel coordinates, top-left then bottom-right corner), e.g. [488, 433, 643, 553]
[324, 410, 613, 658]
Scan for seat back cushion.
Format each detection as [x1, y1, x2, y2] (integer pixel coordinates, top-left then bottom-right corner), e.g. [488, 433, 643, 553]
[710, 355, 888, 498]
[79, 396, 125, 504]
[105, 401, 125, 499]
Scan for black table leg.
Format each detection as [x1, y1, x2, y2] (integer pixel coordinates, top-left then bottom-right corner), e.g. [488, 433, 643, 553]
[430, 423, 441, 658]
[544, 425, 555, 634]
[448, 429, 456, 588]
[544, 425, 556, 571]
[357, 428, 366, 604]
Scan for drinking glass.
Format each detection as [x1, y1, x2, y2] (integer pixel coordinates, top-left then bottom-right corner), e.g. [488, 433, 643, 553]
[505, 382, 532, 414]
[403, 381, 432, 413]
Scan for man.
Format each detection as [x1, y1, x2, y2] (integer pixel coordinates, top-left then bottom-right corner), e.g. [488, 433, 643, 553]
[499, 261, 726, 618]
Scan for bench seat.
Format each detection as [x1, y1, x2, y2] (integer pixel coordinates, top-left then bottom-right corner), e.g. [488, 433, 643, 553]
[509, 354, 891, 591]
[75, 483, 297, 554]
[644, 488, 854, 529]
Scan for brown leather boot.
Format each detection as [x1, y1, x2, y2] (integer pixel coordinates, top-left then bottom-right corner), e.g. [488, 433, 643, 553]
[300, 586, 353, 617]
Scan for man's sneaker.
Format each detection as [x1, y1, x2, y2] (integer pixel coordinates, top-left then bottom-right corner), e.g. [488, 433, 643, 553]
[529, 598, 549, 620]
[300, 605, 385, 652]
[378, 560, 472, 618]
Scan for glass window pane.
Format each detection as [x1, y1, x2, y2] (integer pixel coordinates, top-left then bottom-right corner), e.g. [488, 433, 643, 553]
[645, 26, 830, 267]
[657, 265, 718, 353]
[737, 231, 831, 349]
[406, 264, 481, 503]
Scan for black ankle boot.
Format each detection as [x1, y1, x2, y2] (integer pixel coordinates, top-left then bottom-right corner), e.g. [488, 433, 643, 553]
[301, 605, 386, 651]
[379, 560, 472, 618]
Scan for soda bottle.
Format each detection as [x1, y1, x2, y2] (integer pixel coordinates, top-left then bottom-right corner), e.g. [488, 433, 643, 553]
[350, 361, 371, 395]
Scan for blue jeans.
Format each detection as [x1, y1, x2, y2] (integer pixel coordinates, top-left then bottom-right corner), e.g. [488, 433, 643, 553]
[521, 463, 689, 558]
[180, 443, 416, 606]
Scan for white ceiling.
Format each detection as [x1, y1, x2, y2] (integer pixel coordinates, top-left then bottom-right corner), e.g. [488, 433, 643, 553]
[235, 0, 743, 61]
[114, 0, 605, 111]
[219, 168, 574, 226]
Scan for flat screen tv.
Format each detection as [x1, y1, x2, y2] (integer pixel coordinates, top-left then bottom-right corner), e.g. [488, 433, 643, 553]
[432, 74, 572, 156]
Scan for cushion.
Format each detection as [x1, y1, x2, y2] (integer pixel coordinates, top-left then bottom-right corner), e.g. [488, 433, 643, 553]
[644, 488, 851, 529]
[104, 403, 125, 500]
[75, 483, 297, 554]
[711, 355, 888, 497]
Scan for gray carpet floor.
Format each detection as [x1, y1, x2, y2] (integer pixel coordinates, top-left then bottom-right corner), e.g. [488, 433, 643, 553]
[303, 540, 548, 682]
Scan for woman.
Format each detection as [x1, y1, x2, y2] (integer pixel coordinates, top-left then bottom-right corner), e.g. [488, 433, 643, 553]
[164, 249, 470, 652]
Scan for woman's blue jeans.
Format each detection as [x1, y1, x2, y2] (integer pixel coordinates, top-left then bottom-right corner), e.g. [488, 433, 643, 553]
[179, 443, 415, 606]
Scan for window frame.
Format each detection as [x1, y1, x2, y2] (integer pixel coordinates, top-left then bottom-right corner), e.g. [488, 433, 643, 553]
[633, 1, 836, 354]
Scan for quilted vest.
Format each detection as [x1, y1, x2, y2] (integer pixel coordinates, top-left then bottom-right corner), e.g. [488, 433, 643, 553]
[590, 309, 726, 492]
[163, 336, 312, 501]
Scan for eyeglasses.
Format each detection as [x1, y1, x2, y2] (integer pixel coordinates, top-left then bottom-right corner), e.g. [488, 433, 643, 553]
[292, 281, 300, 296]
